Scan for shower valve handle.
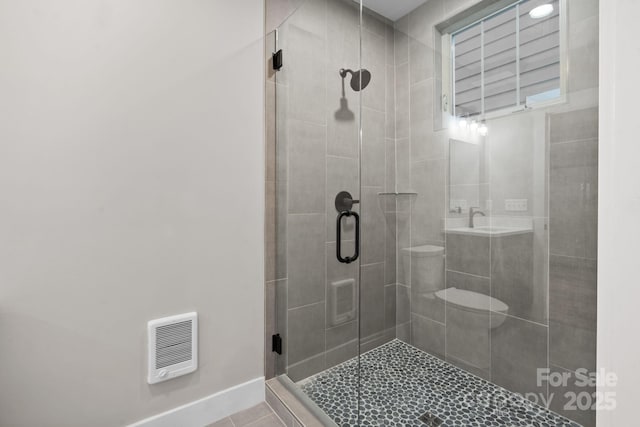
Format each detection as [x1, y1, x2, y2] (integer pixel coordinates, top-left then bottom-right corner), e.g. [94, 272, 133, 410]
[335, 191, 358, 212]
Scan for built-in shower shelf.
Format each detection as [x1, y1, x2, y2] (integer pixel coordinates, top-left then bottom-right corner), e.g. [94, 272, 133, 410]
[377, 192, 418, 196]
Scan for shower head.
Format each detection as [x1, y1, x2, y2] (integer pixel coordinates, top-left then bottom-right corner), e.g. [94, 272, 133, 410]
[339, 68, 372, 91]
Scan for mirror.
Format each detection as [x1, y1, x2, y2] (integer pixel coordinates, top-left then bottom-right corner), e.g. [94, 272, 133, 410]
[448, 139, 488, 215]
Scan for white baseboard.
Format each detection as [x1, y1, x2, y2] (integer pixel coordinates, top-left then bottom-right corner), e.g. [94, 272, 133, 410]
[128, 377, 265, 427]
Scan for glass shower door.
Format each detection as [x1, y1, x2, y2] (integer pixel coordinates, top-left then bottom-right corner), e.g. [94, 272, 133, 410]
[267, 0, 368, 425]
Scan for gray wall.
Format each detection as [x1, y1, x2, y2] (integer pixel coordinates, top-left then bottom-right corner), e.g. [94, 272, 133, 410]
[0, 1, 265, 426]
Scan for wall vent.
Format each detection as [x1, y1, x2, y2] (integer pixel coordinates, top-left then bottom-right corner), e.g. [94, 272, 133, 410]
[329, 278, 356, 326]
[147, 312, 198, 384]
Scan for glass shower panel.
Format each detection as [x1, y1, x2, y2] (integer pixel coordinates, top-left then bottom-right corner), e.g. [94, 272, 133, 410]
[482, 1, 599, 425]
[266, 0, 598, 425]
[269, 0, 366, 425]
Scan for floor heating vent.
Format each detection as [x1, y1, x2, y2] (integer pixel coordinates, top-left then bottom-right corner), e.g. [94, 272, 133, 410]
[147, 312, 198, 384]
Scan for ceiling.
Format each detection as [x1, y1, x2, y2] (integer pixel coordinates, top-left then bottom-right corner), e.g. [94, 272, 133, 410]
[358, 0, 429, 21]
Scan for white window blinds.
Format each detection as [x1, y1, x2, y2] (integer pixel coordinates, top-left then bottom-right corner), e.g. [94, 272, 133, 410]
[453, 0, 560, 117]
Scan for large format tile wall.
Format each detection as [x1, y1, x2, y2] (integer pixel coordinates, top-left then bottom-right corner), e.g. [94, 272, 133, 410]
[392, 1, 598, 426]
[547, 106, 598, 426]
[393, 0, 452, 350]
[264, 0, 398, 383]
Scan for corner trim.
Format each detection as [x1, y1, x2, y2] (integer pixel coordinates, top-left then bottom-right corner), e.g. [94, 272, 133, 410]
[127, 377, 265, 427]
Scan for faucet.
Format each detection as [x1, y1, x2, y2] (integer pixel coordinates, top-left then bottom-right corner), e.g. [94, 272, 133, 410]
[468, 207, 486, 228]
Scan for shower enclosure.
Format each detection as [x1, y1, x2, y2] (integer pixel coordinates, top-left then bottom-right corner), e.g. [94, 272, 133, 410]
[265, 0, 598, 426]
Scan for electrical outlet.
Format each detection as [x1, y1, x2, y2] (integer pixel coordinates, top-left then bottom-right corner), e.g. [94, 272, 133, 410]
[505, 199, 528, 212]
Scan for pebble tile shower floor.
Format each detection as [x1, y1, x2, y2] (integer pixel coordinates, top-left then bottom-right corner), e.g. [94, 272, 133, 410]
[299, 340, 581, 427]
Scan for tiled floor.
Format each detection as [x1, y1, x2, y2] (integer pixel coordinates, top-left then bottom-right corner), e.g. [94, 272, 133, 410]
[207, 402, 285, 427]
[300, 340, 582, 427]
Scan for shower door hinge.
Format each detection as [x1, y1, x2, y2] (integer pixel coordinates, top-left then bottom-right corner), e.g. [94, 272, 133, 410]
[272, 49, 283, 71]
[272, 333, 282, 354]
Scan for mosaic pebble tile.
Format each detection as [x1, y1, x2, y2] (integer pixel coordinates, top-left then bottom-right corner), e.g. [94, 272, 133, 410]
[299, 340, 581, 427]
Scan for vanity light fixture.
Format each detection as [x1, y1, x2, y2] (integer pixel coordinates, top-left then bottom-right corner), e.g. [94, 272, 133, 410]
[478, 122, 488, 136]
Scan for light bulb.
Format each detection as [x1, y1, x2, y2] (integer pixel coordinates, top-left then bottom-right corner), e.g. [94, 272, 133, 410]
[478, 124, 488, 136]
[470, 120, 478, 132]
[529, 4, 553, 19]
[459, 118, 468, 129]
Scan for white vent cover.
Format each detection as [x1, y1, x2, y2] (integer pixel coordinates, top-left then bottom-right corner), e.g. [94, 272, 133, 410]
[147, 312, 198, 384]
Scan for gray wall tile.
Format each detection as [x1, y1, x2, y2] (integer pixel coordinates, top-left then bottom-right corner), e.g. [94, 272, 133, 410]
[396, 322, 411, 343]
[395, 63, 410, 139]
[287, 120, 326, 214]
[326, 321, 358, 368]
[491, 314, 548, 397]
[360, 263, 386, 340]
[549, 139, 598, 259]
[411, 158, 446, 245]
[326, 0, 360, 159]
[385, 139, 396, 196]
[409, 38, 434, 85]
[384, 284, 397, 331]
[547, 365, 596, 427]
[362, 108, 386, 187]
[265, 181, 277, 282]
[411, 286, 445, 323]
[385, 212, 397, 284]
[549, 255, 597, 372]
[396, 284, 410, 325]
[567, 10, 598, 94]
[408, 0, 444, 46]
[396, 210, 411, 286]
[287, 301, 325, 373]
[396, 139, 411, 190]
[288, 214, 326, 308]
[491, 233, 540, 323]
[549, 107, 598, 144]
[445, 234, 490, 277]
[394, 26, 409, 65]
[411, 313, 445, 358]
[446, 303, 490, 374]
[361, 186, 386, 264]
[283, 26, 327, 124]
[362, 9, 387, 38]
[386, 66, 396, 139]
[410, 81, 434, 161]
[288, 0, 327, 37]
[446, 270, 489, 295]
[362, 30, 387, 112]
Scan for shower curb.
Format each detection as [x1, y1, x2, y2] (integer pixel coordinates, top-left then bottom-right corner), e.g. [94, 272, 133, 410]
[265, 378, 330, 427]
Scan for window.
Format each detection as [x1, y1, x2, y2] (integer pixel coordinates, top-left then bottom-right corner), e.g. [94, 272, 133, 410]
[451, 0, 563, 118]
